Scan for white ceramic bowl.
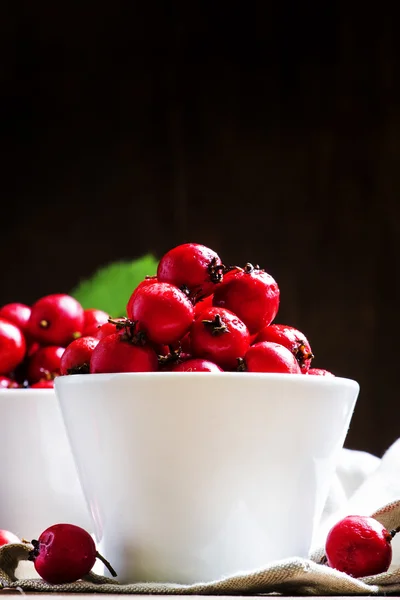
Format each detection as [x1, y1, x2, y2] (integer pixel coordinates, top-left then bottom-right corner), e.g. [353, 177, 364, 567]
[0, 389, 91, 540]
[55, 372, 359, 584]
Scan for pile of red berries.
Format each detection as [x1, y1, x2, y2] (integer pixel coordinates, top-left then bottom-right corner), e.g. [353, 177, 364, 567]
[60, 242, 334, 376]
[0, 296, 109, 389]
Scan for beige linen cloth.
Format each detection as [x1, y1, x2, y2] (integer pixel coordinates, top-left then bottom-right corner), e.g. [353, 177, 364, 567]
[1, 439, 400, 595]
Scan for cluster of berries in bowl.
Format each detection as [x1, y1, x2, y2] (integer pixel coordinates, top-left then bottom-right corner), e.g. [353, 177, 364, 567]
[0, 242, 334, 383]
[0, 296, 110, 389]
[58, 242, 333, 377]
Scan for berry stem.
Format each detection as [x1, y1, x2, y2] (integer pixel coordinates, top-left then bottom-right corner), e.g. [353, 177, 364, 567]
[208, 257, 225, 284]
[158, 345, 183, 366]
[28, 539, 40, 561]
[236, 357, 247, 372]
[95, 551, 117, 577]
[389, 526, 400, 539]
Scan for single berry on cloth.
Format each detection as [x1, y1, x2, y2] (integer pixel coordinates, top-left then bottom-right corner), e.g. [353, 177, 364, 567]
[325, 515, 397, 578]
[29, 523, 116, 584]
[0, 529, 20, 545]
[212, 263, 280, 334]
[157, 242, 224, 299]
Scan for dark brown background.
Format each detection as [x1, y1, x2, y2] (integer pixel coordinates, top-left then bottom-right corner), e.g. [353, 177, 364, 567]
[1, 3, 399, 456]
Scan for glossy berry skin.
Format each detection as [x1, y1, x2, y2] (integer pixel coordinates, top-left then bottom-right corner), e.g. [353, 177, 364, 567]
[308, 368, 335, 377]
[60, 336, 99, 375]
[0, 303, 31, 335]
[243, 342, 301, 374]
[0, 529, 20, 545]
[82, 309, 109, 337]
[27, 346, 65, 384]
[31, 523, 96, 584]
[172, 358, 223, 372]
[193, 294, 214, 317]
[0, 318, 26, 375]
[213, 264, 280, 334]
[190, 307, 250, 370]
[126, 277, 158, 321]
[28, 294, 84, 347]
[90, 333, 159, 373]
[255, 324, 313, 373]
[179, 332, 192, 354]
[325, 515, 393, 578]
[0, 376, 19, 389]
[129, 282, 194, 345]
[157, 243, 223, 298]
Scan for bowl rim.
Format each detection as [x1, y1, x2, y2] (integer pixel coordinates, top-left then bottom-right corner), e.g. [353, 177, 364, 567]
[53, 371, 359, 391]
[0, 387, 55, 395]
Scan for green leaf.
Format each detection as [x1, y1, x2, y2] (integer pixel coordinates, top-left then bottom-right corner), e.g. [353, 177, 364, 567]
[70, 254, 158, 318]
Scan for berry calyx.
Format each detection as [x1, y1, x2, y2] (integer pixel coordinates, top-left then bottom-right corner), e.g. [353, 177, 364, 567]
[190, 307, 250, 370]
[129, 282, 194, 345]
[0, 318, 26, 375]
[325, 515, 397, 578]
[255, 324, 314, 373]
[29, 523, 116, 584]
[60, 336, 99, 375]
[172, 358, 223, 372]
[212, 263, 280, 334]
[82, 308, 110, 337]
[95, 318, 127, 340]
[240, 341, 302, 373]
[157, 243, 224, 299]
[308, 368, 335, 377]
[27, 346, 65, 384]
[28, 294, 85, 347]
[90, 332, 159, 373]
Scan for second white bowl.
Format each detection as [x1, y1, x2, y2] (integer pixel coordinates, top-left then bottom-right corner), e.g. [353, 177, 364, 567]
[0, 389, 91, 541]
